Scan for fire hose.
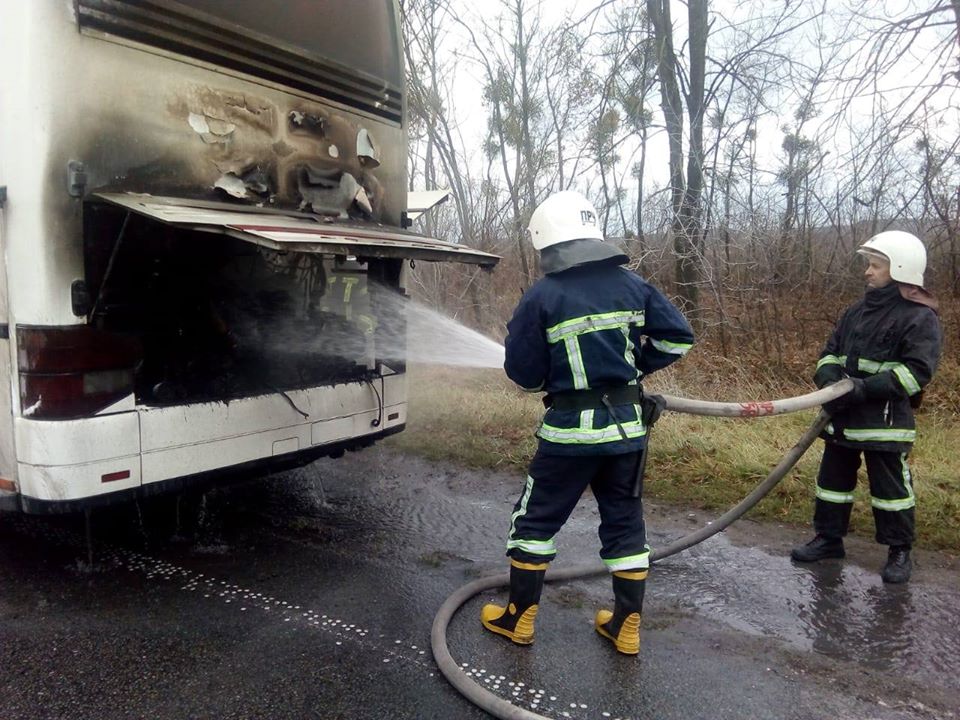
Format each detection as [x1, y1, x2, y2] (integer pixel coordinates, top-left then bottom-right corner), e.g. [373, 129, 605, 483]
[431, 379, 853, 720]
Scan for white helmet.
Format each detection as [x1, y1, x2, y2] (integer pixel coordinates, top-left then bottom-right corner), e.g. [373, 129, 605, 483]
[527, 191, 604, 250]
[856, 231, 927, 287]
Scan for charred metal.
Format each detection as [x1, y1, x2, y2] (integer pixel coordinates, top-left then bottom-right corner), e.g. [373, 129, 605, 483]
[82, 203, 406, 407]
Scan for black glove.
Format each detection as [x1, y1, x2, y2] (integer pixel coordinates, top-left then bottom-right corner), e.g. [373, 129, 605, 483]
[813, 366, 843, 390]
[641, 393, 667, 427]
[823, 378, 866, 416]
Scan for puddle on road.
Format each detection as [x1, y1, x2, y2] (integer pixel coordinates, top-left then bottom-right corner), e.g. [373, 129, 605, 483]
[284, 453, 960, 692]
[258, 455, 960, 691]
[286, 454, 960, 688]
[650, 534, 960, 686]
[232, 459, 501, 559]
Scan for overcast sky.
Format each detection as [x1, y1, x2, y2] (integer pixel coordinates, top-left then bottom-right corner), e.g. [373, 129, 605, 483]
[410, 0, 959, 195]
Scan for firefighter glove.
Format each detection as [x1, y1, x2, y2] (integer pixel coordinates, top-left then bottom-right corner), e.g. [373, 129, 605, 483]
[813, 364, 842, 389]
[641, 393, 667, 427]
[823, 378, 866, 416]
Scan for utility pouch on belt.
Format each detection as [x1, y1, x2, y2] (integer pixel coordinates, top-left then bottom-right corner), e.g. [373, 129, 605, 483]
[633, 393, 667, 498]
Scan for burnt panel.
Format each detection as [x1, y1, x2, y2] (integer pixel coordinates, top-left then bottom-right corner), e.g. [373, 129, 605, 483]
[77, 0, 403, 124]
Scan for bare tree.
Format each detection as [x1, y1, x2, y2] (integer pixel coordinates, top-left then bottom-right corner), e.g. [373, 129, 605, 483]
[917, 131, 960, 295]
[401, 0, 499, 327]
[645, 0, 707, 313]
[397, 0, 959, 365]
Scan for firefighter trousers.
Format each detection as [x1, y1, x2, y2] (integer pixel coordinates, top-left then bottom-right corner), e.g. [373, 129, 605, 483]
[505, 450, 649, 571]
[814, 442, 916, 546]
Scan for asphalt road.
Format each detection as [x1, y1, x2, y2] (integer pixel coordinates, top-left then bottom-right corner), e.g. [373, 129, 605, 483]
[1, 446, 957, 720]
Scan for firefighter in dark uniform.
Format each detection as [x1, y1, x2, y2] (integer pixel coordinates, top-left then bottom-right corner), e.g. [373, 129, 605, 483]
[480, 191, 694, 655]
[791, 231, 942, 583]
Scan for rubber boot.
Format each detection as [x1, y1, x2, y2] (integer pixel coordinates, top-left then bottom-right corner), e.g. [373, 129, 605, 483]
[595, 569, 646, 655]
[790, 534, 845, 562]
[881, 545, 912, 584]
[480, 560, 547, 645]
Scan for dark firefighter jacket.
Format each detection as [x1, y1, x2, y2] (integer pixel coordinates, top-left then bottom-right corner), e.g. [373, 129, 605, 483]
[504, 263, 694, 456]
[814, 282, 942, 453]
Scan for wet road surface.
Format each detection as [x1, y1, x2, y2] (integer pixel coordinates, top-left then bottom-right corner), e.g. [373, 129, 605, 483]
[1, 446, 958, 720]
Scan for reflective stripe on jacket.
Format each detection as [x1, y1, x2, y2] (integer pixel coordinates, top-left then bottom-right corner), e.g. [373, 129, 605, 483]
[504, 263, 694, 456]
[814, 282, 942, 452]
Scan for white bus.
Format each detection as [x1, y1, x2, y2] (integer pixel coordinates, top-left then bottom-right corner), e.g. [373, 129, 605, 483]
[0, 1, 496, 513]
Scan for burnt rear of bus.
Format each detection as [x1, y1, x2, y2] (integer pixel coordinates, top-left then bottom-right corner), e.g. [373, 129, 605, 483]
[0, 1, 496, 512]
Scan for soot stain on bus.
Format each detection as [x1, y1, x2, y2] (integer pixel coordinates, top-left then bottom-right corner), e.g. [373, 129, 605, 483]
[65, 82, 404, 410]
[81, 86, 386, 217]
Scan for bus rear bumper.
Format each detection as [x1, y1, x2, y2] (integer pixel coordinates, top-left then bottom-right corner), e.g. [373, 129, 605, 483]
[15, 423, 404, 515]
[12, 377, 407, 512]
[15, 412, 142, 502]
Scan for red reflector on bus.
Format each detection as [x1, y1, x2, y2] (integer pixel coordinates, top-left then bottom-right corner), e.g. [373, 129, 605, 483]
[17, 326, 141, 419]
[0, 478, 15, 492]
[101, 470, 131, 483]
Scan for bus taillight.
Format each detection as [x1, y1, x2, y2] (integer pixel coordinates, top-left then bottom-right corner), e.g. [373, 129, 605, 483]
[17, 326, 141, 419]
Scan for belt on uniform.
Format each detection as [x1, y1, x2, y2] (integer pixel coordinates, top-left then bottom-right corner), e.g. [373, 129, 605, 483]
[545, 386, 642, 443]
[544, 384, 642, 412]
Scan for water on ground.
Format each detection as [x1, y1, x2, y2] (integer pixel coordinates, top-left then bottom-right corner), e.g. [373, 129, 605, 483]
[3, 447, 956, 720]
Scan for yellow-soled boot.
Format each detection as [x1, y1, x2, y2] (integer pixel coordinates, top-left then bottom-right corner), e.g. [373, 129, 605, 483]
[480, 560, 547, 645]
[595, 569, 646, 655]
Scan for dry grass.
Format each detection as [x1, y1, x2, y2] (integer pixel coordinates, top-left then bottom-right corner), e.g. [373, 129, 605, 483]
[388, 359, 960, 554]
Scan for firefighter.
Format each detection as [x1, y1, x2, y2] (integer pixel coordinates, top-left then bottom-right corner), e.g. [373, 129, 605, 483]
[791, 231, 942, 584]
[480, 191, 694, 655]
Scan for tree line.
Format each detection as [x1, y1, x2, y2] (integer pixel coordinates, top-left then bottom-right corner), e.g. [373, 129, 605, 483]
[399, 0, 959, 369]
